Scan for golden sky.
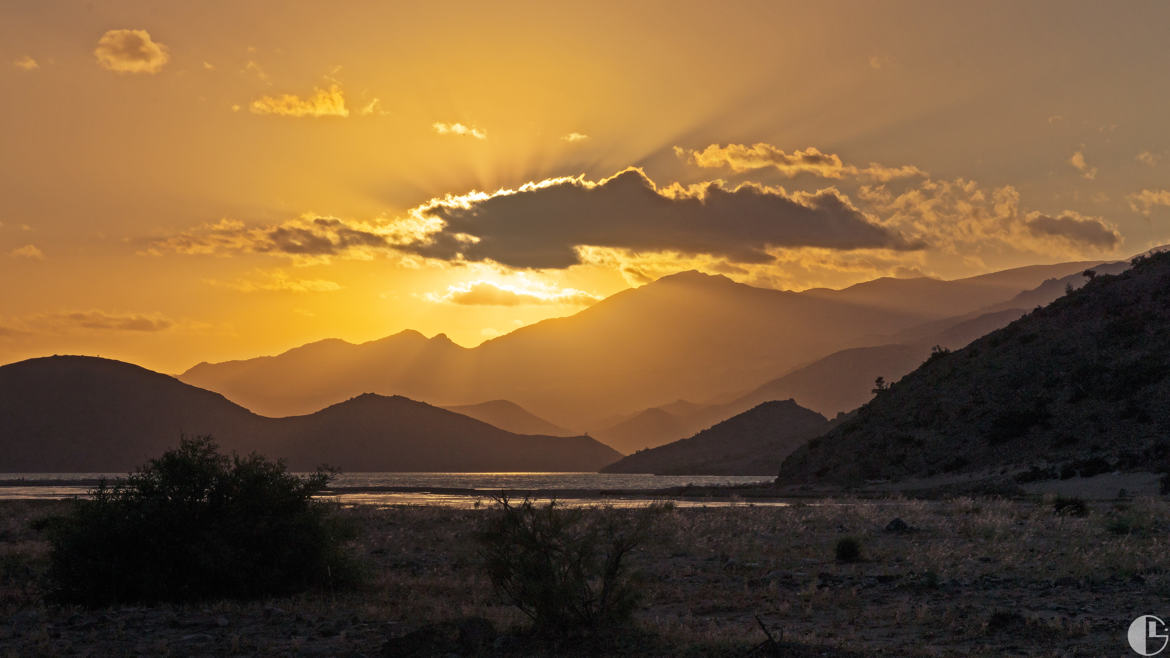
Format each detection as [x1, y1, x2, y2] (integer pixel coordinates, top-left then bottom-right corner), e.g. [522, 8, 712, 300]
[2, 0, 1169, 372]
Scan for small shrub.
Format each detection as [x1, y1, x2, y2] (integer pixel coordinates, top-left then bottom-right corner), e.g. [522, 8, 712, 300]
[476, 497, 656, 637]
[45, 436, 356, 606]
[1052, 496, 1088, 517]
[834, 537, 862, 563]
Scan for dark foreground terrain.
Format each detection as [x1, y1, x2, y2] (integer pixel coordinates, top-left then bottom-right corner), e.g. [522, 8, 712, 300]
[2, 497, 1166, 656]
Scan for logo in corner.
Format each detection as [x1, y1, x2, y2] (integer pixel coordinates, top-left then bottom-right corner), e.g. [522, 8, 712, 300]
[1130, 615, 1170, 656]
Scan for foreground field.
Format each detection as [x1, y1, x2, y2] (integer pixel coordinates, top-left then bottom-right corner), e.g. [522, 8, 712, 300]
[1, 496, 1167, 656]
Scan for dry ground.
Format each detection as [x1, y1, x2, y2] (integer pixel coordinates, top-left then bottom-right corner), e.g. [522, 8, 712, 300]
[1, 495, 1167, 656]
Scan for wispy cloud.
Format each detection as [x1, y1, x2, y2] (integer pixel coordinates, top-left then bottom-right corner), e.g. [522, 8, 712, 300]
[38, 310, 173, 332]
[1069, 149, 1098, 180]
[433, 122, 486, 139]
[210, 270, 343, 293]
[1137, 151, 1162, 167]
[250, 84, 349, 118]
[425, 280, 600, 306]
[676, 143, 926, 182]
[9, 244, 44, 260]
[94, 29, 169, 74]
[562, 132, 589, 142]
[1128, 189, 1170, 216]
[12, 55, 39, 72]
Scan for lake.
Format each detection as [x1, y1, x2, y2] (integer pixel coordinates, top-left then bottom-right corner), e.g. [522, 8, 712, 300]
[0, 472, 782, 507]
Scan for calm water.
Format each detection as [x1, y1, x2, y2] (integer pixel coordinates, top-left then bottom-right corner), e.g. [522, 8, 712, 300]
[0, 472, 781, 508]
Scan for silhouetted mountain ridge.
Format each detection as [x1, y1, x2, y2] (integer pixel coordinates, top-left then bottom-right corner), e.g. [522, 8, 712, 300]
[0, 356, 618, 472]
[777, 251, 1170, 486]
[602, 400, 829, 475]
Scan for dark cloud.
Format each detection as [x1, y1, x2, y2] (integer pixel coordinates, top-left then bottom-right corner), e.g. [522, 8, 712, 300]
[407, 168, 919, 269]
[1025, 212, 1121, 249]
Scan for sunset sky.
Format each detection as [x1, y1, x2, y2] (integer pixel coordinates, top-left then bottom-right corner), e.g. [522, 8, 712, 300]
[2, 0, 1169, 373]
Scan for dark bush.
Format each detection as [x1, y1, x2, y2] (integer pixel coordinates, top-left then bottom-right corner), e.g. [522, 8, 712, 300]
[834, 537, 862, 563]
[1052, 496, 1088, 517]
[45, 436, 356, 606]
[476, 497, 657, 637]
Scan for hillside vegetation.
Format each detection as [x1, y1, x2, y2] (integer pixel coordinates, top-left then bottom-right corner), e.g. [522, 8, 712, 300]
[778, 252, 1170, 486]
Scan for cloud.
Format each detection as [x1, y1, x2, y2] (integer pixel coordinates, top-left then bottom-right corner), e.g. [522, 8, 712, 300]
[40, 310, 173, 332]
[1129, 189, 1170, 216]
[433, 122, 486, 139]
[1069, 149, 1098, 180]
[1137, 151, 1162, 167]
[145, 215, 437, 262]
[425, 280, 600, 306]
[562, 132, 589, 142]
[862, 177, 1122, 259]
[210, 270, 343, 293]
[360, 98, 385, 116]
[1024, 211, 1121, 249]
[403, 168, 920, 269]
[9, 244, 44, 260]
[12, 55, 38, 71]
[250, 84, 349, 118]
[867, 54, 894, 70]
[676, 143, 926, 181]
[94, 29, 169, 74]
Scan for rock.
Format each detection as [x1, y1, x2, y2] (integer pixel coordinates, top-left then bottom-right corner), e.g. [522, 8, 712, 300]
[884, 517, 913, 533]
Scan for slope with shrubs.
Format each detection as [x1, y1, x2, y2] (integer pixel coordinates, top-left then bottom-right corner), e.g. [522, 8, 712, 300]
[603, 400, 829, 475]
[778, 252, 1170, 486]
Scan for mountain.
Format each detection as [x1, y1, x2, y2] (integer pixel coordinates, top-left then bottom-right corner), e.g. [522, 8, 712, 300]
[602, 400, 829, 475]
[593, 408, 697, 455]
[0, 356, 619, 472]
[777, 251, 1170, 486]
[591, 262, 1132, 451]
[180, 264, 1089, 426]
[0, 356, 266, 472]
[441, 400, 571, 436]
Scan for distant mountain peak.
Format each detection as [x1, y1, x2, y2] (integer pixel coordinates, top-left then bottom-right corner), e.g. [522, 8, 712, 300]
[651, 269, 736, 287]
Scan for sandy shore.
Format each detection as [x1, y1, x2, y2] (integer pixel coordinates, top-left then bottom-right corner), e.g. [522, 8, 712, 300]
[2, 496, 1167, 656]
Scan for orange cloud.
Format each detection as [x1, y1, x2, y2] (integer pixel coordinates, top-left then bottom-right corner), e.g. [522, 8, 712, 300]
[676, 143, 927, 181]
[94, 29, 169, 74]
[250, 84, 349, 118]
[433, 122, 486, 139]
[36, 310, 173, 332]
[1069, 149, 1098, 180]
[1128, 189, 1170, 216]
[425, 280, 600, 306]
[12, 55, 39, 72]
[9, 244, 44, 260]
[209, 270, 343, 293]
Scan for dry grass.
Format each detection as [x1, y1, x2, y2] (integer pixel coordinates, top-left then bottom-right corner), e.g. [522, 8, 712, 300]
[2, 496, 1167, 656]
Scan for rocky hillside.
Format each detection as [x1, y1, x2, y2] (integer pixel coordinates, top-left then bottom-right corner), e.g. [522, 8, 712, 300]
[777, 252, 1170, 486]
[602, 400, 828, 475]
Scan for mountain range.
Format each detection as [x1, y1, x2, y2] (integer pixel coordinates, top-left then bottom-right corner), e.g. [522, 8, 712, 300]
[180, 261, 1103, 433]
[0, 356, 618, 472]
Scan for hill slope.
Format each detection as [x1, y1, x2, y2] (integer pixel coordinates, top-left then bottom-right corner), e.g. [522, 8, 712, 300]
[442, 400, 571, 436]
[602, 400, 829, 475]
[777, 252, 1170, 486]
[0, 356, 619, 472]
